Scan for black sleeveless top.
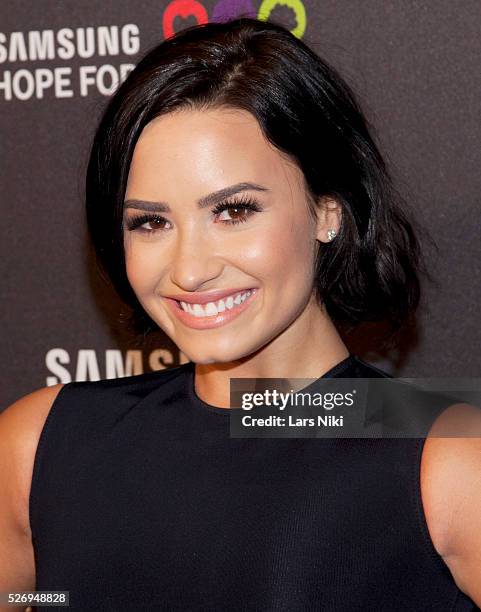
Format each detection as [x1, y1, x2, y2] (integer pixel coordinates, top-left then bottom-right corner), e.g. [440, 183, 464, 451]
[30, 355, 479, 611]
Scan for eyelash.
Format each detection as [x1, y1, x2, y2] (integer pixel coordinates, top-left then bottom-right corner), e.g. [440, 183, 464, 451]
[125, 195, 262, 234]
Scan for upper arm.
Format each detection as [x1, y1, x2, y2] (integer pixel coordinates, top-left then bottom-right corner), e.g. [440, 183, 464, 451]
[421, 403, 481, 607]
[0, 384, 64, 609]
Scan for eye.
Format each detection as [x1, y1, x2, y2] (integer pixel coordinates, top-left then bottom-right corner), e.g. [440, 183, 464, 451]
[124, 214, 171, 233]
[211, 195, 262, 225]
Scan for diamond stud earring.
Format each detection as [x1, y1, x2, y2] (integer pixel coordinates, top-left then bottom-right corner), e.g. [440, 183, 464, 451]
[327, 229, 337, 241]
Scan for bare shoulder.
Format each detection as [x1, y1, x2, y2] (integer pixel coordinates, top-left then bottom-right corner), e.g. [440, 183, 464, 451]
[0, 384, 65, 537]
[0, 384, 64, 600]
[420, 402, 481, 604]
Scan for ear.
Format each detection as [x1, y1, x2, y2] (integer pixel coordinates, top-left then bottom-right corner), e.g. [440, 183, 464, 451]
[314, 196, 343, 243]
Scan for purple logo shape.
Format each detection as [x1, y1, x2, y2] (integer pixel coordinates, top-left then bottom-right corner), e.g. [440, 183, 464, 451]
[212, 0, 256, 22]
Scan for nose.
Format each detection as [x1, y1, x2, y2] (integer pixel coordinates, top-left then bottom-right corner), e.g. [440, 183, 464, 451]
[169, 225, 224, 291]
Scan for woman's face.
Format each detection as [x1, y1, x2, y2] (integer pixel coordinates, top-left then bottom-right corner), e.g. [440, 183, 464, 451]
[123, 107, 337, 364]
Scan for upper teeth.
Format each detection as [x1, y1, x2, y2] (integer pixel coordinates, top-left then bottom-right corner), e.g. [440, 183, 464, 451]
[179, 290, 253, 317]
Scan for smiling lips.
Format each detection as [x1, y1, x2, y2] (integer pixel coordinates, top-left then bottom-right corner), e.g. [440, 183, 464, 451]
[164, 288, 259, 329]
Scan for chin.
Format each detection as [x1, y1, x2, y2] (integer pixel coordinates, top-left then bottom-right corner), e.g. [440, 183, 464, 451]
[184, 350, 218, 365]
[181, 343, 252, 366]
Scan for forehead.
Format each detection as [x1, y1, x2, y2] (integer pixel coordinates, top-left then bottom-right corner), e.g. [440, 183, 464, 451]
[126, 107, 303, 195]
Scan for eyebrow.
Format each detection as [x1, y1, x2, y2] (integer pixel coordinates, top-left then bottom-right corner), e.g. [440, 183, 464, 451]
[123, 182, 269, 213]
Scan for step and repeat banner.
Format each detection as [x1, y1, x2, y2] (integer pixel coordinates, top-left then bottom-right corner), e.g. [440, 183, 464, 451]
[2, 1, 480, 408]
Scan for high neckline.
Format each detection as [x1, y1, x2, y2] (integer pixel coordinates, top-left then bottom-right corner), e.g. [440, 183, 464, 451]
[187, 354, 357, 415]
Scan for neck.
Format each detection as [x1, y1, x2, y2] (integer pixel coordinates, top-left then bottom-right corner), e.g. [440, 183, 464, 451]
[194, 301, 350, 409]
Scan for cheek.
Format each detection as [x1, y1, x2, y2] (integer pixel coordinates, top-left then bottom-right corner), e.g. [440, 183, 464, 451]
[241, 217, 314, 285]
[124, 240, 162, 296]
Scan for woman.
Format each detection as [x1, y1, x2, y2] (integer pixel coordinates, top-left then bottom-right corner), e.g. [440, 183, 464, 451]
[1, 17, 480, 612]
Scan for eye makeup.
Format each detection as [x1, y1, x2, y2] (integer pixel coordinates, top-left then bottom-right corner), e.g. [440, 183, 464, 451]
[124, 194, 263, 234]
